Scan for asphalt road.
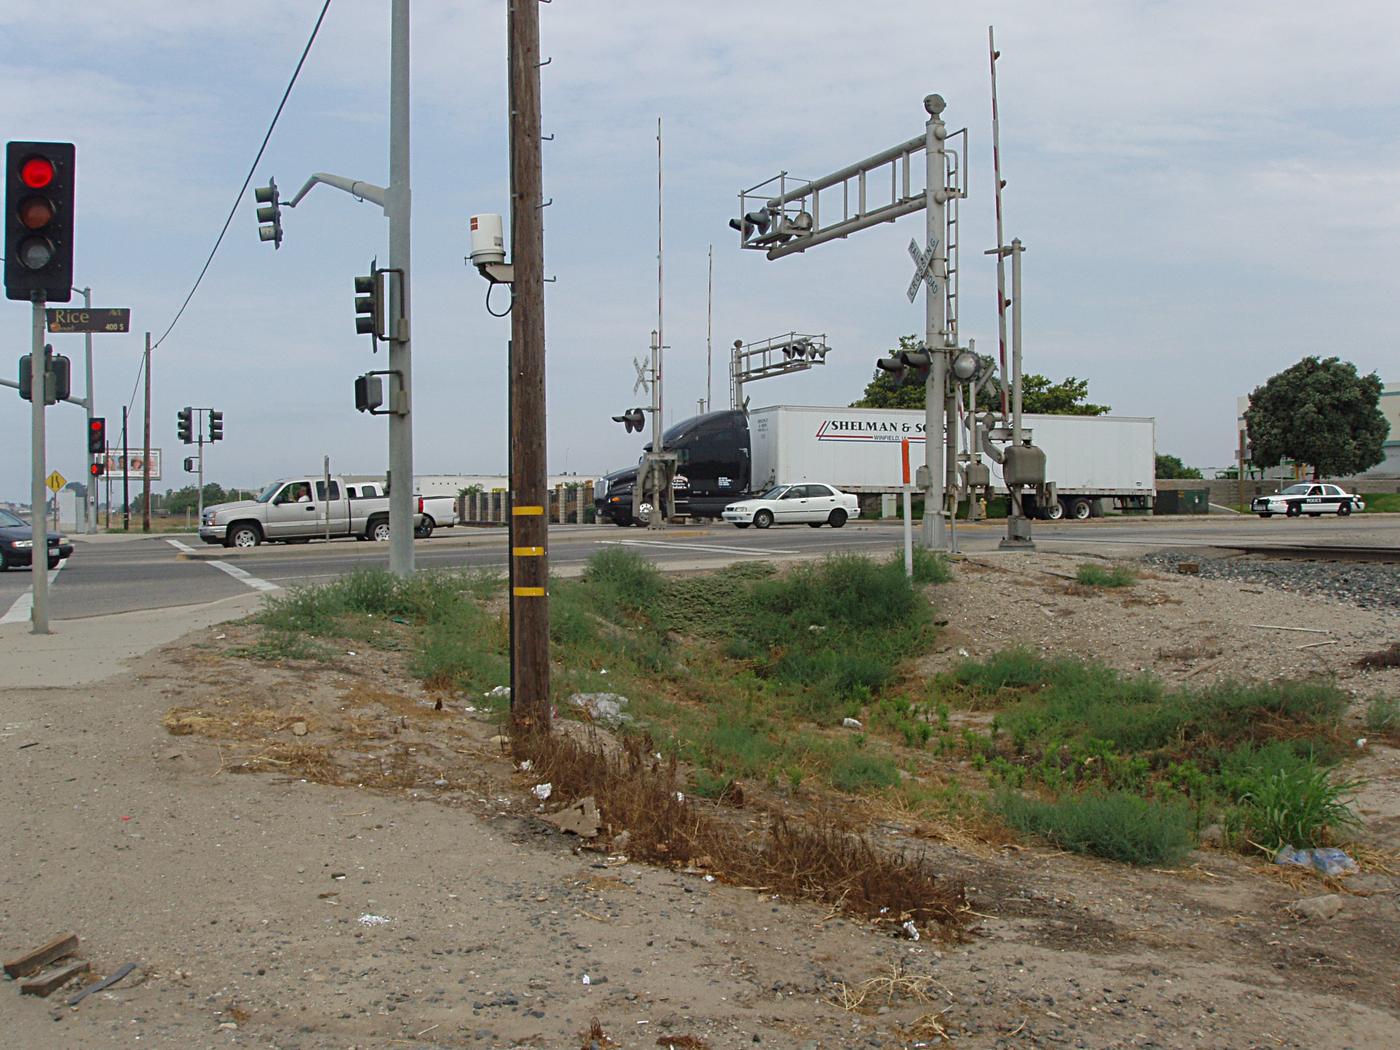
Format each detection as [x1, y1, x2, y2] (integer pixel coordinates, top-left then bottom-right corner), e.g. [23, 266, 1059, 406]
[4, 513, 1397, 624]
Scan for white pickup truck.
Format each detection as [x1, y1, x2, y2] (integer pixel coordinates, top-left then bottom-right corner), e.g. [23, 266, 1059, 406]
[414, 493, 459, 539]
[199, 475, 421, 548]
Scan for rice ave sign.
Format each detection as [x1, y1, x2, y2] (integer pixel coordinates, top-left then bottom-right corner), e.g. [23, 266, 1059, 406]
[45, 308, 131, 334]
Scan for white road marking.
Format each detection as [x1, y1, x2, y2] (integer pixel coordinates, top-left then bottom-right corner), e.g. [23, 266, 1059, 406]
[1, 559, 68, 625]
[599, 539, 800, 557]
[166, 537, 279, 592]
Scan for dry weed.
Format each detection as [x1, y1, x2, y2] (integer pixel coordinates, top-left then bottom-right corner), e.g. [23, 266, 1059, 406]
[523, 729, 969, 936]
[830, 962, 950, 1013]
[1355, 643, 1400, 670]
[578, 1018, 619, 1049]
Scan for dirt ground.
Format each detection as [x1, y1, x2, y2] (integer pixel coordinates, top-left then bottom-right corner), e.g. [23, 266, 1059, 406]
[2, 551, 1398, 1048]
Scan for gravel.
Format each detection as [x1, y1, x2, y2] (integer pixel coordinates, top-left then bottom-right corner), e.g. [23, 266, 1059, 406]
[1144, 552, 1400, 612]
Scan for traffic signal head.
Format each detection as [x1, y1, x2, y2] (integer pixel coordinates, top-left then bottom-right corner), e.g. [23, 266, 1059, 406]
[728, 209, 772, 242]
[88, 416, 106, 454]
[354, 270, 382, 344]
[89, 461, 105, 478]
[5, 141, 75, 302]
[611, 408, 646, 433]
[355, 373, 384, 413]
[177, 406, 193, 444]
[183, 457, 195, 473]
[208, 410, 223, 442]
[254, 179, 282, 248]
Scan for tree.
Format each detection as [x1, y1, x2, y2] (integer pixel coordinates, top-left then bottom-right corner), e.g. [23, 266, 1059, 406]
[1243, 356, 1386, 479]
[852, 335, 1111, 415]
[1155, 454, 1203, 480]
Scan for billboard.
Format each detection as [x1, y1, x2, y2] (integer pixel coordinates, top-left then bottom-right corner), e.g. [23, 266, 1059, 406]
[103, 450, 161, 481]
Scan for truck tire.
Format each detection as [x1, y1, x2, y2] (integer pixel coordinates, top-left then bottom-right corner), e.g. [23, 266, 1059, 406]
[753, 509, 774, 529]
[227, 523, 261, 548]
[1069, 498, 1092, 521]
[828, 509, 847, 528]
[367, 517, 392, 542]
[1042, 500, 1065, 522]
[415, 516, 435, 539]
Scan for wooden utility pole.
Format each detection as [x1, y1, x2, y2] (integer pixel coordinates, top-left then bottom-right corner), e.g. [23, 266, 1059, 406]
[142, 332, 152, 532]
[506, 0, 550, 738]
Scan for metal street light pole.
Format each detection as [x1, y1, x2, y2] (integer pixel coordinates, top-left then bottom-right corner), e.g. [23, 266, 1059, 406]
[385, 0, 414, 578]
[921, 94, 950, 551]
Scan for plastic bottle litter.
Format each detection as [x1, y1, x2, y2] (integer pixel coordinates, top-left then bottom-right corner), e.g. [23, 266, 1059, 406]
[1273, 845, 1358, 877]
[902, 920, 920, 941]
[358, 914, 391, 926]
[532, 782, 553, 801]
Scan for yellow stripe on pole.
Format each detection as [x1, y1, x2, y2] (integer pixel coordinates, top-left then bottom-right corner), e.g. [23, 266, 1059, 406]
[512, 546, 545, 557]
[512, 505, 544, 516]
[512, 586, 546, 597]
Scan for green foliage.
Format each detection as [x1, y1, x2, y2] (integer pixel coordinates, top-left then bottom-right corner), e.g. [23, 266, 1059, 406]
[580, 547, 664, 614]
[1243, 356, 1387, 477]
[1234, 764, 1362, 850]
[996, 790, 1195, 866]
[826, 747, 901, 793]
[1361, 493, 1400, 513]
[905, 547, 953, 584]
[1365, 696, 1400, 733]
[1074, 563, 1137, 588]
[1155, 454, 1203, 480]
[851, 334, 1109, 414]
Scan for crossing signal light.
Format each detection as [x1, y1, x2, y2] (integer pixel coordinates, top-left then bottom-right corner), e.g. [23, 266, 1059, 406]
[611, 408, 645, 433]
[177, 406, 193, 444]
[354, 269, 382, 345]
[5, 141, 75, 302]
[184, 457, 196, 473]
[88, 416, 106, 454]
[875, 347, 932, 389]
[18, 349, 70, 404]
[254, 178, 282, 248]
[728, 209, 772, 243]
[89, 460, 105, 478]
[208, 410, 223, 442]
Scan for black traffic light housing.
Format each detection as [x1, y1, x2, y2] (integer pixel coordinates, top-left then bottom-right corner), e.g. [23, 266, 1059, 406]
[354, 268, 383, 347]
[88, 416, 106, 454]
[18, 348, 70, 404]
[611, 408, 646, 434]
[89, 460, 105, 478]
[177, 406, 193, 444]
[208, 410, 223, 442]
[254, 178, 282, 248]
[5, 141, 75, 302]
[183, 457, 196, 473]
[355, 373, 384, 414]
[875, 347, 932, 388]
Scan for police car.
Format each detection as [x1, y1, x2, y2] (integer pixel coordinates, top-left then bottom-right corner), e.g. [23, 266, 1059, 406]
[1252, 483, 1365, 518]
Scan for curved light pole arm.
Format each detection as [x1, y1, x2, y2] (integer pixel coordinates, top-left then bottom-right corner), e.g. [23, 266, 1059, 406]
[285, 172, 388, 213]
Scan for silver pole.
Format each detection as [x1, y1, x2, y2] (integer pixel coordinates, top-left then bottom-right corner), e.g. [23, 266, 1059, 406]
[988, 27, 1011, 421]
[656, 117, 664, 434]
[705, 244, 713, 413]
[78, 285, 96, 533]
[197, 422, 205, 527]
[386, 0, 414, 576]
[29, 298, 49, 634]
[920, 94, 949, 552]
[1011, 238, 1024, 442]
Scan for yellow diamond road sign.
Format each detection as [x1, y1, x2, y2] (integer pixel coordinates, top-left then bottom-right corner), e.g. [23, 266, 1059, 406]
[46, 470, 67, 493]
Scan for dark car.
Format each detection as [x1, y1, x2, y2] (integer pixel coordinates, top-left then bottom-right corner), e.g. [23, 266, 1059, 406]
[0, 508, 73, 570]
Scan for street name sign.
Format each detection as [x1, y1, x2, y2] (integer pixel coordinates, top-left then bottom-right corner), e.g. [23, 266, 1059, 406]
[45, 308, 131, 334]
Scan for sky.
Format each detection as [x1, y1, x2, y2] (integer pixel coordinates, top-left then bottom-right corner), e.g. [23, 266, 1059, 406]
[3, 0, 1398, 503]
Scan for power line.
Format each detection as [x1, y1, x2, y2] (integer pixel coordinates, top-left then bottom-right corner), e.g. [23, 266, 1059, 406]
[144, 0, 333, 361]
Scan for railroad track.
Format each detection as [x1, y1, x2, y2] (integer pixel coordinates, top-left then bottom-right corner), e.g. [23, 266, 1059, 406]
[1210, 544, 1400, 565]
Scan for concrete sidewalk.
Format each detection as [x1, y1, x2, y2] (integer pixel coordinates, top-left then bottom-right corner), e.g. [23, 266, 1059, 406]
[0, 590, 264, 688]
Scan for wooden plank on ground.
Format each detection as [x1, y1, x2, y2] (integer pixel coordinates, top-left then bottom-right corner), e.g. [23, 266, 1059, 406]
[3, 932, 79, 978]
[21, 959, 91, 998]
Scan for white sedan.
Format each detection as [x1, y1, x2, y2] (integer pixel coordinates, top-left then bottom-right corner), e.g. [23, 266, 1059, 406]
[1251, 483, 1366, 518]
[722, 483, 860, 529]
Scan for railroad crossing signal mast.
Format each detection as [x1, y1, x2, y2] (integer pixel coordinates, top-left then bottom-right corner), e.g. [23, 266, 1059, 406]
[729, 331, 829, 410]
[728, 96, 968, 551]
[618, 330, 676, 530]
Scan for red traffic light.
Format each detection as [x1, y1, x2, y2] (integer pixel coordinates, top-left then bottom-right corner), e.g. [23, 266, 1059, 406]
[20, 155, 54, 189]
[89, 462, 104, 478]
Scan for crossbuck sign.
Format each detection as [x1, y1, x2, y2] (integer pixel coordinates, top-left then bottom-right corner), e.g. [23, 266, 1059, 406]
[906, 238, 939, 303]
